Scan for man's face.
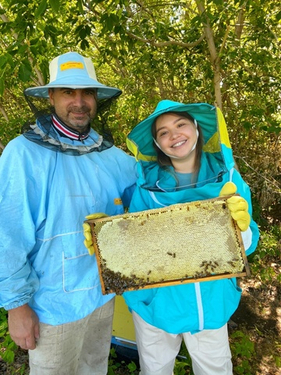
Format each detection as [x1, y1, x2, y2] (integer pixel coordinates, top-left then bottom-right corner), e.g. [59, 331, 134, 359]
[49, 88, 98, 132]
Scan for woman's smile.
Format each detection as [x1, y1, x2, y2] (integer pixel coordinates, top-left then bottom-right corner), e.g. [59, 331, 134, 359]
[171, 140, 187, 148]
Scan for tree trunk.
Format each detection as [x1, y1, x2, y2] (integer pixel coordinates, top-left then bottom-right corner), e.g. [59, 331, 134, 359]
[196, 0, 222, 110]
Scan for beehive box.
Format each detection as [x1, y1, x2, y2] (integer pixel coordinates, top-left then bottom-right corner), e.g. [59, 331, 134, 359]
[86, 196, 250, 295]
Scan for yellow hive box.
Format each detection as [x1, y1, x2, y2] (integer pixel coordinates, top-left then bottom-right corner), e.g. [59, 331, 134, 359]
[112, 295, 136, 346]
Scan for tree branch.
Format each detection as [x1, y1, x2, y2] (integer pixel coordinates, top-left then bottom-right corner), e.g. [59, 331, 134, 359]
[196, 0, 222, 109]
[218, 24, 230, 58]
[89, 36, 128, 78]
[235, 3, 246, 39]
[0, 103, 9, 122]
[0, 140, 5, 152]
[234, 154, 281, 191]
[125, 31, 205, 48]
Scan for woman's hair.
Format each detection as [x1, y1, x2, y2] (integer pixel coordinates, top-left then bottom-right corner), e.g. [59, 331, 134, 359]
[151, 111, 204, 176]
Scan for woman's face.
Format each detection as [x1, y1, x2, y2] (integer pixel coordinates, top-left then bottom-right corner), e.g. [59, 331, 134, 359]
[155, 113, 198, 163]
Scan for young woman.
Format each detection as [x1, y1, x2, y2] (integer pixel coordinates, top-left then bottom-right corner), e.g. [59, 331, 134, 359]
[123, 100, 259, 375]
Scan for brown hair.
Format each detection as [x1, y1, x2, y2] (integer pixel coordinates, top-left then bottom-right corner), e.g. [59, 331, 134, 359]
[151, 111, 204, 177]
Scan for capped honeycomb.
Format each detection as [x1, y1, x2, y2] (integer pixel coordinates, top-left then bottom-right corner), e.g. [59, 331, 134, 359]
[86, 197, 250, 295]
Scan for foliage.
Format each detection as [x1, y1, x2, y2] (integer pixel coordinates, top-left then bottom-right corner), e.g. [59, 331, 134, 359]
[108, 347, 138, 374]
[174, 343, 194, 375]
[0, 0, 280, 217]
[0, 1, 280, 374]
[249, 224, 281, 282]
[0, 308, 17, 364]
[230, 330, 255, 375]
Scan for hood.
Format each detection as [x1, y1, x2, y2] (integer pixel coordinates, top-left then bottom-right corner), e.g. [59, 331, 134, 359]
[126, 100, 235, 171]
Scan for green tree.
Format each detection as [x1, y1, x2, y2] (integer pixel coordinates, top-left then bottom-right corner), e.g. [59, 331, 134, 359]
[0, 0, 280, 215]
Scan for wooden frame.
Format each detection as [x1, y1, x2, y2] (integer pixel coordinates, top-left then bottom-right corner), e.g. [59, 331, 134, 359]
[86, 196, 250, 295]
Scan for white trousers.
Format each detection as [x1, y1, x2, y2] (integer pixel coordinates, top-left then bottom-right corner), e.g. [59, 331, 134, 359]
[132, 312, 233, 375]
[29, 298, 114, 375]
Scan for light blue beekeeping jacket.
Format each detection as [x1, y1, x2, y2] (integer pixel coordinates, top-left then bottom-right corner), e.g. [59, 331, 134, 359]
[123, 100, 259, 334]
[0, 115, 137, 325]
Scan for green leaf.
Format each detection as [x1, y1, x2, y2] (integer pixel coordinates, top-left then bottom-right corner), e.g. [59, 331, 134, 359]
[2, 349, 15, 364]
[18, 61, 32, 82]
[80, 39, 89, 50]
[213, 0, 224, 6]
[77, 0, 84, 13]
[276, 10, 281, 21]
[0, 55, 8, 69]
[0, 78, 4, 97]
[127, 361, 137, 371]
[275, 356, 281, 367]
[49, 0, 60, 13]
[34, 0, 47, 18]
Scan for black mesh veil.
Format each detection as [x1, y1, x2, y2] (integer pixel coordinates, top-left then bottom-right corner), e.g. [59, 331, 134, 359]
[22, 92, 122, 155]
[23, 92, 121, 142]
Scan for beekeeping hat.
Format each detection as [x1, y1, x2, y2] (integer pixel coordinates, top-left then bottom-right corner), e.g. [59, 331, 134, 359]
[126, 99, 234, 169]
[24, 51, 122, 100]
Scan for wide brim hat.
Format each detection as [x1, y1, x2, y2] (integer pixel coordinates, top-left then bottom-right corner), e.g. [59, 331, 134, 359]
[24, 52, 122, 100]
[126, 100, 234, 169]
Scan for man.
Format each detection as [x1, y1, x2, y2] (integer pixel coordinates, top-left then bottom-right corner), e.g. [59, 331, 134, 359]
[0, 51, 136, 374]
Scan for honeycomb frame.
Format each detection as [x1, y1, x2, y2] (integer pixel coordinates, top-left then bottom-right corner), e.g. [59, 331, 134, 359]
[86, 196, 250, 295]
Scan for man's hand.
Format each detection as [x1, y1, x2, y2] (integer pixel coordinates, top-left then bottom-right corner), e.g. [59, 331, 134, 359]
[8, 304, 40, 350]
[84, 213, 108, 255]
[83, 222, 95, 255]
[85, 213, 108, 220]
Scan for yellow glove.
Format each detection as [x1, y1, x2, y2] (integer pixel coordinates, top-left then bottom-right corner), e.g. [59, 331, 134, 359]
[85, 213, 108, 220]
[83, 223, 95, 255]
[219, 182, 250, 232]
[83, 213, 108, 256]
[219, 181, 237, 196]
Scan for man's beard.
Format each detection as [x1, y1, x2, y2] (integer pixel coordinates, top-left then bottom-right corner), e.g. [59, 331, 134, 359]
[67, 105, 96, 130]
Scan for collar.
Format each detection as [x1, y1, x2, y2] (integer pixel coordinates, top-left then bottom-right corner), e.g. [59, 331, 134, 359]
[51, 114, 90, 141]
[138, 153, 226, 192]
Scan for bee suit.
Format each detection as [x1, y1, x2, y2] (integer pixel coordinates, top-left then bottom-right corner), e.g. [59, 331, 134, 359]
[0, 52, 136, 375]
[123, 100, 259, 375]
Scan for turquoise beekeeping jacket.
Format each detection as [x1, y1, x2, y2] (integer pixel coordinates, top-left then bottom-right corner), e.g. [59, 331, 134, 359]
[123, 100, 259, 334]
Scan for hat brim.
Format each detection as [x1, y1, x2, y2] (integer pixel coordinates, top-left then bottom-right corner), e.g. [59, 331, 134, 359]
[24, 81, 122, 100]
[126, 101, 218, 159]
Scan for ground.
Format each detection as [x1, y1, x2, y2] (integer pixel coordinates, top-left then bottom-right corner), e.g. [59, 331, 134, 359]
[1, 274, 280, 374]
[230, 274, 281, 375]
